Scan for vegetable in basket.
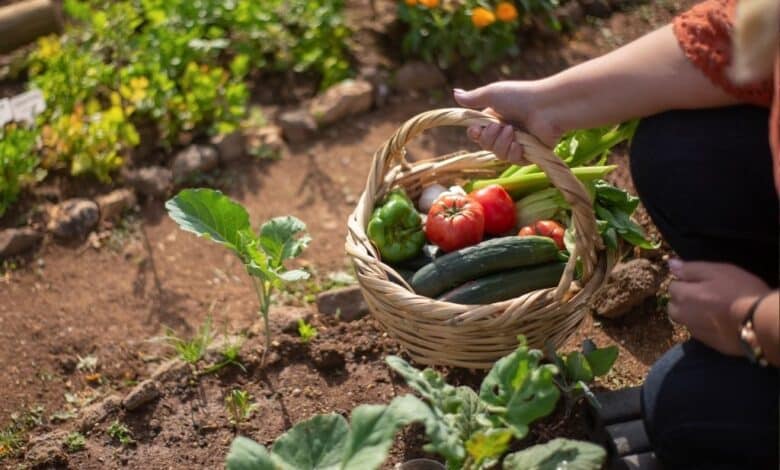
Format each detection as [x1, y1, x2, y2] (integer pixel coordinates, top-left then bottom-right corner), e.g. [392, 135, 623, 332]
[518, 220, 566, 250]
[425, 193, 485, 252]
[468, 164, 617, 199]
[367, 189, 425, 263]
[469, 184, 516, 235]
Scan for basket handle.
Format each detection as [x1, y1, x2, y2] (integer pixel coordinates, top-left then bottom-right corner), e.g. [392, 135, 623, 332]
[363, 107, 602, 295]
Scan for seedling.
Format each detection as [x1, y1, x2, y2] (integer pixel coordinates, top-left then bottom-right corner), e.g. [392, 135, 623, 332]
[166, 189, 311, 363]
[64, 432, 86, 453]
[202, 335, 246, 375]
[225, 389, 258, 426]
[297, 319, 317, 343]
[545, 338, 619, 413]
[161, 316, 214, 364]
[107, 420, 134, 446]
[0, 428, 24, 459]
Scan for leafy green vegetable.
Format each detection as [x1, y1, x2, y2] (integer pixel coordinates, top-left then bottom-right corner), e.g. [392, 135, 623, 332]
[0, 125, 41, 217]
[592, 180, 658, 250]
[166, 189, 310, 362]
[545, 339, 618, 411]
[503, 438, 606, 470]
[554, 120, 638, 168]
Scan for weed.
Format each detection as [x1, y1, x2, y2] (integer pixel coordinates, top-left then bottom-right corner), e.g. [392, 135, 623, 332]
[162, 316, 214, 364]
[201, 335, 246, 375]
[0, 428, 24, 459]
[297, 319, 317, 344]
[63, 432, 86, 453]
[225, 389, 258, 426]
[107, 420, 134, 446]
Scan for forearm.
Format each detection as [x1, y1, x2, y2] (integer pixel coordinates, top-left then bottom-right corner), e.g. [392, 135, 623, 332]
[530, 25, 740, 134]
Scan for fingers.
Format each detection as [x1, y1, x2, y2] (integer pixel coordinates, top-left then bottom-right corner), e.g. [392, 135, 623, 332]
[493, 125, 514, 160]
[454, 86, 494, 110]
[507, 142, 524, 164]
[466, 123, 526, 164]
[668, 258, 720, 282]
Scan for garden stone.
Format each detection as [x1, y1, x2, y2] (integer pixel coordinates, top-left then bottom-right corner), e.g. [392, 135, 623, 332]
[171, 144, 219, 181]
[47, 198, 99, 239]
[247, 125, 284, 158]
[309, 79, 373, 126]
[278, 109, 317, 142]
[211, 131, 246, 163]
[277, 308, 313, 334]
[0, 227, 42, 257]
[25, 431, 68, 468]
[122, 379, 160, 411]
[77, 394, 122, 432]
[591, 259, 661, 319]
[395, 61, 446, 91]
[96, 188, 136, 223]
[124, 166, 172, 198]
[316, 285, 368, 322]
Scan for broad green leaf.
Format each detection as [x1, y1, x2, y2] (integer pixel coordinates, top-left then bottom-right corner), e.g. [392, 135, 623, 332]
[271, 413, 349, 470]
[564, 352, 593, 383]
[226, 436, 275, 470]
[279, 269, 311, 282]
[341, 395, 430, 470]
[503, 438, 606, 470]
[259, 216, 311, 267]
[465, 428, 512, 466]
[584, 346, 618, 377]
[165, 189, 251, 256]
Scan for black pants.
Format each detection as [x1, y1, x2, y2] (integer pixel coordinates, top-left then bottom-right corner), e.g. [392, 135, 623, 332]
[630, 106, 779, 469]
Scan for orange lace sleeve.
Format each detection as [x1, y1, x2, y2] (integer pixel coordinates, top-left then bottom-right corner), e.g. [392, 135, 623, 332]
[673, 0, 773, 106]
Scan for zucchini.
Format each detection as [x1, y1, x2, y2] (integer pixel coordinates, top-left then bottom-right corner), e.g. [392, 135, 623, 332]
[409, 236, 559, 298]
[437, 262, 566, 304]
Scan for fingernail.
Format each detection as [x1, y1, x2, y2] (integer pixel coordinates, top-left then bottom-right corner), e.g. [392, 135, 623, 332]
[668, 258, 682, 276]
[453, 88, 465, 95]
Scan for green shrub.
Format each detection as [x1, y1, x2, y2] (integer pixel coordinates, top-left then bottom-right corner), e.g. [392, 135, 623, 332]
[0, 125, 41, 217]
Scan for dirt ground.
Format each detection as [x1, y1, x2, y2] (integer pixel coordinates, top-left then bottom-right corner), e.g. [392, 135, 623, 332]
[1, 0, 695, 467]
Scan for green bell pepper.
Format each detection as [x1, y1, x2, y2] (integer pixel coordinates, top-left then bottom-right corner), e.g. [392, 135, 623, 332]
[367, 190, 425, 263]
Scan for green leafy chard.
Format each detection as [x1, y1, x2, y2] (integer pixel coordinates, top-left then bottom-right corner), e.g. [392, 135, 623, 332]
[165, 188, 311, 363]
[503, 438, 606, 470]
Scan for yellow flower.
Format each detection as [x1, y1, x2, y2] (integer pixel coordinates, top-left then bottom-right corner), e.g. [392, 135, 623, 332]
[471, 7, 496, 29]
[404, 0, 417, 5]
[496, 2, 518, 22]
[419, 0, 439, 7]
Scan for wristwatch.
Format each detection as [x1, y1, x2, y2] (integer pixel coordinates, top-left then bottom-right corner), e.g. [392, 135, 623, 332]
[738, 293, 771, 367]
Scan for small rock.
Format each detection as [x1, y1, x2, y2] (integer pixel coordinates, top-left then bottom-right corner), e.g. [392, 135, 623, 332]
[96, 189, 136, 223]
[76, 394, 122, 432]
[0, 227, 42, 258]
[211, 131, 246, 163]
[394, 61, 446, 92]
[578, 0, 612, 18]
[150, 359, 190, 383]
[25, 431, 68, 468]
[316, 286, 368, 322]
[47, 199, 99, 239]
[311, 341, 346, 370]
[247, 125, 284, 158]
[591, 259, 661, 319]
[171, 144, 219, 181]
[122, 379, 160, 411]
[124, 166, 172, 198]
[278, 109, 317, 142]
[309, 79, 374, 127]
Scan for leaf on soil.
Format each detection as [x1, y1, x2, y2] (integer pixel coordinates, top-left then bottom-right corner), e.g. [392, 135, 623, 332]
[503, 438, 606, 470]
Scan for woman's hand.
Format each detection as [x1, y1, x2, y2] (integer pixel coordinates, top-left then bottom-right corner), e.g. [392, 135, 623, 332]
[668, 259, 771, 356]
[454, 81, 561, 164]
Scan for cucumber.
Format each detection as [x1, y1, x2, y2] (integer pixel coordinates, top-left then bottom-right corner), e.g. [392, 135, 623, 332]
[409, 236, 559, 298]
[437, 262, 566, 304]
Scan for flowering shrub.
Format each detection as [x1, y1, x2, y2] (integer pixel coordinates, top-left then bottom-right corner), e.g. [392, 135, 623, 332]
[398, 0, 558, 71]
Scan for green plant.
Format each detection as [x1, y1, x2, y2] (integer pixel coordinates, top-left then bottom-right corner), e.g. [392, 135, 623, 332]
[0, 428, 24, 460]
[63, 432, 86, 453]
[0, 125, 41, 217]
[225, 389, 259, 425]
[107, 420, 134, 446]
[202, 335, 247, 375]
[166, 189, 311, 363]
[161, 316, 214, 364]
[545, 339, 618, 412]
[398, 0, 557, 72]
[297, 318, 318, 343]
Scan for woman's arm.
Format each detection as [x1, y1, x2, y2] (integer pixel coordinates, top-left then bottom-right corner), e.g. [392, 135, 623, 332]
[454, 25, 741, 158]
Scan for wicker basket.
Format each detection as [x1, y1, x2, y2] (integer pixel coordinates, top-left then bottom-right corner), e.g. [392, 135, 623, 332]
[346, 108, 616, 369]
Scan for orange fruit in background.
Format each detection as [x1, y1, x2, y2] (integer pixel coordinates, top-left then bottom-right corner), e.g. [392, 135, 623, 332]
[471, 7, 496, 28]
[419, 0, 439, 7]
[496, 2, 519, 22]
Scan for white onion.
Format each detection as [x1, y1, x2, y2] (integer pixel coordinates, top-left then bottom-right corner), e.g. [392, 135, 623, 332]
[418, 184, 448, 212]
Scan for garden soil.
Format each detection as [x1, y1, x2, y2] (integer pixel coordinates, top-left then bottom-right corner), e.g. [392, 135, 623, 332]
[1, 0, 693, 467]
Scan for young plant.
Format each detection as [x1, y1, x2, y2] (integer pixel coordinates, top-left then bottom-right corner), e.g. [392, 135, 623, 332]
[63, 432, 86, 453]
[297, 318, 318, 343]
[107, 420, 134, 446]
[0, 428, 24, 460]
[0, 124, 41, 217]
[162, 316, 214, 364]
[224, 389, 258, 426]
[545, 338, 619, 412]
[166, 189, 311, 363]
[202, 335, 247, 375]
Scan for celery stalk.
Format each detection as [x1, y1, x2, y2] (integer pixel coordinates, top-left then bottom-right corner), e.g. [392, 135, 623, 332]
[471, 165, 617, 198]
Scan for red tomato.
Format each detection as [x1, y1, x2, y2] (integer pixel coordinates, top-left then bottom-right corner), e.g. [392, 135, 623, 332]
[426, 194, 485, 252]
[517, 220, 566, 249]
[469, 184, 516, 235]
